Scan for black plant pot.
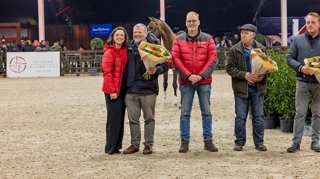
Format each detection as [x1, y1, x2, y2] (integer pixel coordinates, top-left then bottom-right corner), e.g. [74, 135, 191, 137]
[264, 116, 278, 129]
[90, 68, 98, 76]
[279, 117, 294, 133]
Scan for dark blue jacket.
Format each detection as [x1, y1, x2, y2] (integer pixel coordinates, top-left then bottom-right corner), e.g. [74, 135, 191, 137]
[126, 32, 169, 94]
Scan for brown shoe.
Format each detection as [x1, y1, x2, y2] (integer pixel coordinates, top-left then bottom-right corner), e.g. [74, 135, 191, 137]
[204, 140, 218, 152]
[143, 145, 153, 154]
[123, 145, 139, 154]
[179, 139, 189, 153]
[234, 144, 243, 151]
[255, 144, 267, 151]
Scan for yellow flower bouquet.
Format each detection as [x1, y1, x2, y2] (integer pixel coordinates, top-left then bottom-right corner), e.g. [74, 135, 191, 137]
[304, 56, 320, 82]
[138, 41, 171, 80]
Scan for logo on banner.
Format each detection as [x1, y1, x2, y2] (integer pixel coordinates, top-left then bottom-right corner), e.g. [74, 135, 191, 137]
[9, 56, 27, 73]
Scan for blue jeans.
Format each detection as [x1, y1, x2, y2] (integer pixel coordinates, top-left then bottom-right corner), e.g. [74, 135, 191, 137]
[234, 93, 264, 146]
[179, 84, 212, 141]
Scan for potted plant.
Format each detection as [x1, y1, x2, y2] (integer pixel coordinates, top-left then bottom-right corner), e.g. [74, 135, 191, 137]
[89, 37, 104, 76]
[270, 48, 296, 132]
[263, 48, 281, 129]
[254, 34, 266, 46]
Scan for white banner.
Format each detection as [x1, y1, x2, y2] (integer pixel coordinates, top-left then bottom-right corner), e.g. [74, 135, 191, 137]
[6, 52, 60, 78]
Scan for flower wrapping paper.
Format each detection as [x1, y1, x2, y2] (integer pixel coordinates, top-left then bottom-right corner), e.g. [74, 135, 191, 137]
[250, 48, 278, 75]
[304, 56, 320, 82]
[138, 41, 171, 70]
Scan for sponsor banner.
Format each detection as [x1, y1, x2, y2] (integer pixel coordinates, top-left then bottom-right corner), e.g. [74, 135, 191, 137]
[90, 24, 112, 37]
[6, 52, 60, 78]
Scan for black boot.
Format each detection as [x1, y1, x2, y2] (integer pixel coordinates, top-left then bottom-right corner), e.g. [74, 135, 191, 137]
[310, 142, 320, 152]
[179, 139, 189, 153]
[287, 143, 300, 153]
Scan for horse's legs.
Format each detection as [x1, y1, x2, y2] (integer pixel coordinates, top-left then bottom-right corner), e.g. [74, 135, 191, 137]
[162, 71, 168, 104]
[172, 70, 179, 106]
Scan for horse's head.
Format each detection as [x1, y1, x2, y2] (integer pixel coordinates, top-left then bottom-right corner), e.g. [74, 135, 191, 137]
[147, 16, 161, 38]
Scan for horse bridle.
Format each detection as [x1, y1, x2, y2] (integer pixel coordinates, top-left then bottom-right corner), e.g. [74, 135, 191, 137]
[149, 20, 161, 38]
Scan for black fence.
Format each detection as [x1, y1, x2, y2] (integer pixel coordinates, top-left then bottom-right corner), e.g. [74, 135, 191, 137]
[0, 47, 288, 77]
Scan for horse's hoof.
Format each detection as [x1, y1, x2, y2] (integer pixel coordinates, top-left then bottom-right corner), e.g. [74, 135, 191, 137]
[172, 102, 178, 107]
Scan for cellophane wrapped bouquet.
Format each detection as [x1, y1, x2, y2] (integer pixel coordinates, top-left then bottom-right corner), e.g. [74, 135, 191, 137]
[248, 48, 278, 85]
[304, 56, 320, 82]
[138, 41, 171, 80]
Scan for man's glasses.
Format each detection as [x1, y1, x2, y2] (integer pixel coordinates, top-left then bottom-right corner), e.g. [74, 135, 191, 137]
[186, 20, 198, 24]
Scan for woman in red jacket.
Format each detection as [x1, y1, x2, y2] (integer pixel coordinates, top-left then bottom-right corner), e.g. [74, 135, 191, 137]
[102, 26, 129, 155]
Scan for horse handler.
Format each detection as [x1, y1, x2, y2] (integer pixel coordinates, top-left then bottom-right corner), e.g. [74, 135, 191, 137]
[171, 11, 219, 153]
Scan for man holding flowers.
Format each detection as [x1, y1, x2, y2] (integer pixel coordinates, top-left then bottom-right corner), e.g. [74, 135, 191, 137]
[172, 11, 219, 153]
[123, 23, 169, 155]
[286, 12, 320, 153]
[226, 24, 267, 151]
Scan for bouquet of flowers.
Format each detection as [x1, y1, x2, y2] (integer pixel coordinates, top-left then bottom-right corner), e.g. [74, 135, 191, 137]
[304, 56, 320, 82]
[138, 41, 171, 80]
[248, 48, 278, 85]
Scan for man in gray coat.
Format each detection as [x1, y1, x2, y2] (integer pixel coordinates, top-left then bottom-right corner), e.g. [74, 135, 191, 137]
[286, 12, 320, 153]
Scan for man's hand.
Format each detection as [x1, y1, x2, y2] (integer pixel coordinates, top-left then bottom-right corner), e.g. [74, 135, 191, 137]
[252, 74, 264, 82]
[301, 66, 311, 75]
[148, 67, 157, 75]
[188, 74, 199, 84]
[245, 72, 263, 83]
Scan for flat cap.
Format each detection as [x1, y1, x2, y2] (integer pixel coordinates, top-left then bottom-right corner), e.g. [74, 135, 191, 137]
[238, 24, 257, 33]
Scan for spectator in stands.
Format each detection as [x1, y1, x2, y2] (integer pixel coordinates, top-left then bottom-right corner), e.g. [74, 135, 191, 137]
[35, 40, 49, 52]
[214, 37, 220, 46]
[230, 34, 240, 45]
[50, 41, 62, 51]
[23, 41, 33, 52]
[228, 39, 234, 47]
[62, 46, 68, 51]
[59, 39, 65, 49]
[32, 40, 39, 51]
[9, 44, 20, 52]
[78, 46, 85, 51]
[272, 38, 281, 46]
[46, 41, 51, 49]
[216, 39, 228, 48]
[1, 43, 8, 52]
[6, 41, 13, 52]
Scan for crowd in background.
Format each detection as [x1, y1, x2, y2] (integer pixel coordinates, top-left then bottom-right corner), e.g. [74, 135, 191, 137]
[0, 39, 69, 53]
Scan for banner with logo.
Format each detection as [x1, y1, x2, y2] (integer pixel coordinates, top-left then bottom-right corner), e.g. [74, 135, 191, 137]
[6, 52, 60, 78]
[90, 24, 112, 37]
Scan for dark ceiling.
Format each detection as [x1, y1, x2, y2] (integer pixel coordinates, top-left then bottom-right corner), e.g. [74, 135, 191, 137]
[1, 0, 320, 35]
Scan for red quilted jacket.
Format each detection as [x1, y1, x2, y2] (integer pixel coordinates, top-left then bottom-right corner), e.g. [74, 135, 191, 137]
[171, 30, 218, 84]
[101, 43, 127, 95]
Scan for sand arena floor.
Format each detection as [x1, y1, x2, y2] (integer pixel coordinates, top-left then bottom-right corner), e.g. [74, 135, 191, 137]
[1, 71, 320, 178]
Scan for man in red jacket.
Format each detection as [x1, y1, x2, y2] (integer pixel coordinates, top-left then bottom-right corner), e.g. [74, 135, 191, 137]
[171, 11, 218, 153]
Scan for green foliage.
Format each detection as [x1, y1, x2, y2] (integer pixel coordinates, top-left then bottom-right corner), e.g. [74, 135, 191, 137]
[263, 48, 296, 120]
[217, 50, 226, 70]
[254, 34, 266, 46]
[90, 38, 104, 49]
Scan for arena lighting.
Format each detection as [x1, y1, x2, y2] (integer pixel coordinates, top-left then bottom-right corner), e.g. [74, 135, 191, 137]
[56, 6, 70, 16]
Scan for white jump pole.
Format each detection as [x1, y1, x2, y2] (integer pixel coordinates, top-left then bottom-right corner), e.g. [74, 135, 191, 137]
[38, 0, 45, 41]
[281, 0, 287, 46]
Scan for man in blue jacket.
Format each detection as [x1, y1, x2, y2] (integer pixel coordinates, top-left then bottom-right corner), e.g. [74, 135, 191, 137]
[123, 23, 169, 155]
[286, 12, 320, 153]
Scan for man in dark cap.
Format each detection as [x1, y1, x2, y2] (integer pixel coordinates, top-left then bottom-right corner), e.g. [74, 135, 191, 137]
[226, 24, 267, 151]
